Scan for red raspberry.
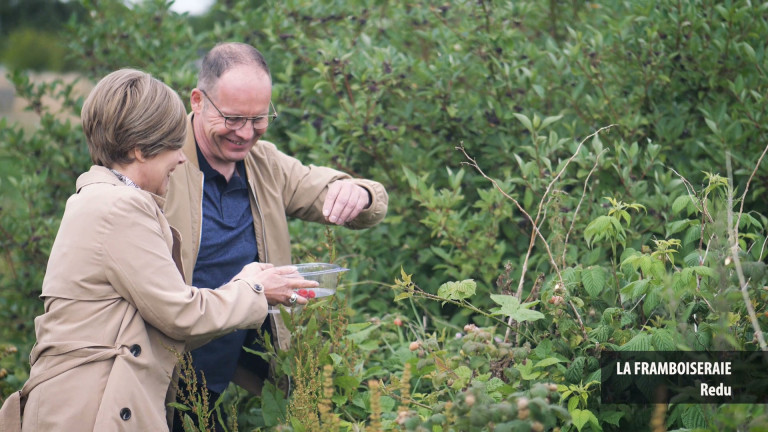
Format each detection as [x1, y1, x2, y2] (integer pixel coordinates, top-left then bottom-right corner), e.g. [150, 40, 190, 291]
[297, 289, 308, 297]
[307, 290, 316, 298]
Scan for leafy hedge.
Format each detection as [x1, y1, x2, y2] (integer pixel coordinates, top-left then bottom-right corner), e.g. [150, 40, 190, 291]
[2, 0, 768, 430]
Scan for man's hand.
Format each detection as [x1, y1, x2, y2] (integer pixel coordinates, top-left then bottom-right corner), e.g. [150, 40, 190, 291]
[322, 180, 371, 225]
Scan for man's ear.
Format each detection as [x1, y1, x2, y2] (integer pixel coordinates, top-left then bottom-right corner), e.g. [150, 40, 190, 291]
[190, 89, 204, 114]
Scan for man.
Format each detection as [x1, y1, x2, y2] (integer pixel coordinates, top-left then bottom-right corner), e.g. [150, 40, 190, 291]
[163, 42, 388, 428]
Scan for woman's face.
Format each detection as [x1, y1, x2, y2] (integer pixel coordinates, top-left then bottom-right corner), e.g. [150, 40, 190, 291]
[136, 148, 187, 196]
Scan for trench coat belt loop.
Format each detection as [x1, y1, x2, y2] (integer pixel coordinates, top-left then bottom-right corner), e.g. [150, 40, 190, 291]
[0, 342, 127, 432]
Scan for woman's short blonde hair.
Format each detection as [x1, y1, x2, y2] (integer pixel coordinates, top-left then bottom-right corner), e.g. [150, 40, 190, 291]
[81, 69, 187, 167]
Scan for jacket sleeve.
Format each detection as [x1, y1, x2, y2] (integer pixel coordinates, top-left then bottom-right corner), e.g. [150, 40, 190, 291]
[265, 144, 388, 229]
[101, 191, 268, 342]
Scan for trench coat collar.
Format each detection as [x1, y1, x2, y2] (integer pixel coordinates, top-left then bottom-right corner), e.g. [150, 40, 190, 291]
[76, 165, 167, 209]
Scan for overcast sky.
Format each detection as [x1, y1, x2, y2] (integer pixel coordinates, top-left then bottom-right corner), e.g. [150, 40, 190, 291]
[169, 0, 215, 15]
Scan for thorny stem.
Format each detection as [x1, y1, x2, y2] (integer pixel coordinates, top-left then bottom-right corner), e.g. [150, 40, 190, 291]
[736, 141, 768, 231]
[669, 167, 711, 222]
[378, 383, 431, 410]
[458, 124, 615, 343]
[396, 283, 518, 331]
[562, 149, 607, 268]
[726, 152, 768, 351]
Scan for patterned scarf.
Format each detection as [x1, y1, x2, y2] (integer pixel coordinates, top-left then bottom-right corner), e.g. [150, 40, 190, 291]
[109, 169, 140, 189]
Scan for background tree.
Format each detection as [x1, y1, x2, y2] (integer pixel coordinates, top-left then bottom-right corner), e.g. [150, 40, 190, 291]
[2, 0, 767, 430]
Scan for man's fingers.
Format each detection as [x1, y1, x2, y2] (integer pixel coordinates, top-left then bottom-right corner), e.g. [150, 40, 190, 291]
[324, 181, 368, 225]
[323, 181, 342, 218]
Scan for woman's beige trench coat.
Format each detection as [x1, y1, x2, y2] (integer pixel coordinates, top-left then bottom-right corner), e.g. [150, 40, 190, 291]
[0, 166, 270, 431]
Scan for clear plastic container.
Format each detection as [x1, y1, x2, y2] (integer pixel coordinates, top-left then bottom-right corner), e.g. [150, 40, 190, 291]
[268, 263, 348, 314]
[287, 263, 349, 298]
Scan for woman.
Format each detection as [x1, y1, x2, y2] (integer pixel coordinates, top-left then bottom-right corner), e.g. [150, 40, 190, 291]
[0, 69, 314, 431]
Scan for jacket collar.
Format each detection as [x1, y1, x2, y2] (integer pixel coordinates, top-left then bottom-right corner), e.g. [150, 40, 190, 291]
[183, 112, 200, 169]
[76, 165, 123, 192]
[76, 165, 167, 208]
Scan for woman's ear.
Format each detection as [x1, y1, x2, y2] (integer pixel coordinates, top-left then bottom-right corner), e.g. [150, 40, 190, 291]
[132, 147, 147, 163]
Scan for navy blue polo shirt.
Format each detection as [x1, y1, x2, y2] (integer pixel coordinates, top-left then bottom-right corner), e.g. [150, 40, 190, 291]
[188, 144, 259, 393]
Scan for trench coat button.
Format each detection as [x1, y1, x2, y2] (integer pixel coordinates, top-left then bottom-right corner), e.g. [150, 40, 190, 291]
[120, 407, 132, 420]
[129, 344, 142, 357]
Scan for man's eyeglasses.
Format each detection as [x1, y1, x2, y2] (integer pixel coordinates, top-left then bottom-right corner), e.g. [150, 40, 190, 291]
[200, 89, 278, 130]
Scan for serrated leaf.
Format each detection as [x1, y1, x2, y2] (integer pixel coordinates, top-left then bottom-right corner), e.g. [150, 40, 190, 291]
[671, 195, 694, 215]
[534, 357, 564, 368]
[490, 294, 545, 322]
[571, 409, 600, 432]
[681, 405, 707, 428]
[643, 290, 660, 315]
[665, 219, 692, 236]
[651, 329, 676, 351]
[262, 381, 287, 426]
[601, 410, 624, 426]
[485, 377, 505, 392]
[691, 266, 716, 278]
[437, 279, 476, 301]
[588, 325, 613, 343]
[585, 215, 625, 247]
[582, 266, 606, 297]
[565, 357, 585, 383]
[618, 333, 652, 351]
[394, 292, 413, 301]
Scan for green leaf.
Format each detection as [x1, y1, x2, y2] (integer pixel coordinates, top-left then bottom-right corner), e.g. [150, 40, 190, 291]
[513, 113, 533, 132]
[437, 279, 477, 301]
[671, 195, 695, 215]
[261, 381, 287, 426]
[571, 409, 600, 432]
[681, 405, 707, 428]
[619, 333, 652, 351]
[515, 361, 541, 380]
[651, 329, 676, 351]
[489, 294, 545, 323]
[582, 266, 606, 297]
[394, 292, 413, 301]
[334, 375, 361, 393]
[534, 357, 564, 368]
[665, 219, 693, 236]
[585, 215, 625, 247]
[600, 410, 624, 426]
[540, 114, 564, 129]
[691, 266, 716, 278]
[346, 322, 377, 344]
[705, 118, 719, 134]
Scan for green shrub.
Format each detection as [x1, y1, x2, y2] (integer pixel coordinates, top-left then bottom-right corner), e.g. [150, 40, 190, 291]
[1, 28, 74, 72]
[2, 0, 768, 430]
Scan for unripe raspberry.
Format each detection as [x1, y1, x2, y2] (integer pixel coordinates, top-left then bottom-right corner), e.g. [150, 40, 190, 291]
[409, 341, 421, 351]
[516, 397, 529, 410]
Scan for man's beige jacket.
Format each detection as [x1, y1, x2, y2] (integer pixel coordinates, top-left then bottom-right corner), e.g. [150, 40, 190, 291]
[163, 114, 388, 359]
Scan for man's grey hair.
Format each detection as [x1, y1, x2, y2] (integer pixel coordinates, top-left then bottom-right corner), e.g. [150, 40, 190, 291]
[198, 42, 271, 92]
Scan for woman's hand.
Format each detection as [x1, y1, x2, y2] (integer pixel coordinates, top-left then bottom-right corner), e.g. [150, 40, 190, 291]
[233, 263, 317, 306]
